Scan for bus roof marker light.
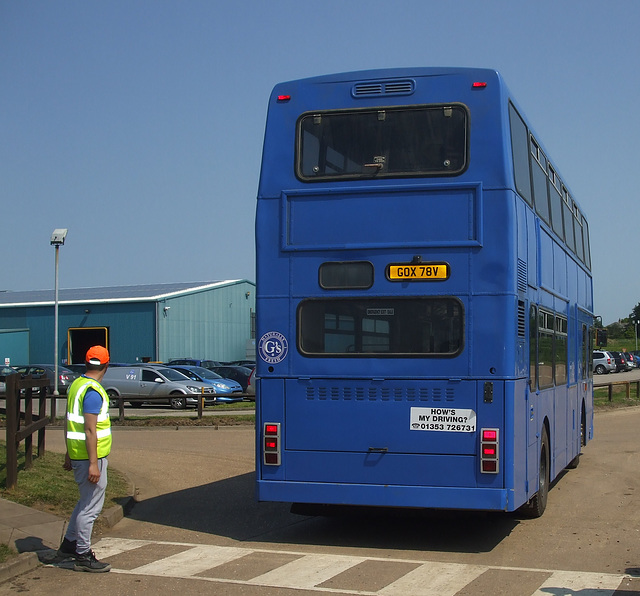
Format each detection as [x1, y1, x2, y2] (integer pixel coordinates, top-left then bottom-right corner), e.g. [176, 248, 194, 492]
[277, 95, 291, 102]
[472, 82, 487, 88]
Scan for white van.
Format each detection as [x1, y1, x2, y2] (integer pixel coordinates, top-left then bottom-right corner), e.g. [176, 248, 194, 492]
[102, 365, 216, 409]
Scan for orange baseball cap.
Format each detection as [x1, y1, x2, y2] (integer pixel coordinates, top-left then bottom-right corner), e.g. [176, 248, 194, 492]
[86, 345, 110, 365]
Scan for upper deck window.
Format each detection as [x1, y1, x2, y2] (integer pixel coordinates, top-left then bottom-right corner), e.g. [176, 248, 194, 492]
[297, 104, 468, 181]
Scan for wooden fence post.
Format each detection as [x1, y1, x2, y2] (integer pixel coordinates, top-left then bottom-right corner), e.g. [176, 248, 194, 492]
[3, 374, 51, 490]
[5, 374, 18, 490]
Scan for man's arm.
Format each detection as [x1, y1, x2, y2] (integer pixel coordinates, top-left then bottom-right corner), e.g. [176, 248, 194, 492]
[63, 421, 72, 471]
[83, 412, 101, 483]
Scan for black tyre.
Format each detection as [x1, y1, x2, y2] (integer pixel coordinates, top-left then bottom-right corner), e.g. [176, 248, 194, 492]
[170, 393, 187, 410]
[595, 364, 605, 375]
[107, 389, 120, 408]
[520, 426, 550, 518]
[567, 407, 586, 469]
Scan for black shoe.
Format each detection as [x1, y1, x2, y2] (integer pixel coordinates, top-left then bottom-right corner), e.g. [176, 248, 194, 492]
[57, 538, 78, 559]
[73, 550, 111, 573]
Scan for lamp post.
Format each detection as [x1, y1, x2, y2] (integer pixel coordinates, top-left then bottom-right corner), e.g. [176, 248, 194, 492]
[50, 229, 68, 396]
[636, 321, 639, 353]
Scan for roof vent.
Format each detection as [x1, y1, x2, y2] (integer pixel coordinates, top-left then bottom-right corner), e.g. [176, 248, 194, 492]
[352, 79, 415, 98]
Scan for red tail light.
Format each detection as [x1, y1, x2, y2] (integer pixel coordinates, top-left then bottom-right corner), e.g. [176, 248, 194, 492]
[263, 422, 281, 465]
[480, 428, 499, 474]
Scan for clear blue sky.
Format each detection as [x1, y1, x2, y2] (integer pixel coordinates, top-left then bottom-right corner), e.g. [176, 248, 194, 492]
[1, 0, 638, 325]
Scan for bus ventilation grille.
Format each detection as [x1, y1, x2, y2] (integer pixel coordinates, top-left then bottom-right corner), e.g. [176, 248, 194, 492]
[517, 259, 527, 293]
[518, 300, 526, 338]
[305, 385, 455, 402]
[352, 79, 416, 98]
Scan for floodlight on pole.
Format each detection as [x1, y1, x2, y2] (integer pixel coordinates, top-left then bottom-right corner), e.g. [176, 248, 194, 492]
[51, 229, 68, 397]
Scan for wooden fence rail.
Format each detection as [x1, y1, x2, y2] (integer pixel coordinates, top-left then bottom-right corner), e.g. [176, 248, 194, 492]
[109, 394, 209, 421]
[602, 380, 640, 402]
[2, 374, 52, 490]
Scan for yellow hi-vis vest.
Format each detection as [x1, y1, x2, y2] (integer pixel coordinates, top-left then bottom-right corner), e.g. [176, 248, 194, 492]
[66, 376, 112, 460]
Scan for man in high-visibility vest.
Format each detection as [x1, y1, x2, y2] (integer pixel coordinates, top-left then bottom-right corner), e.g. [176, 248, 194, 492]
[57, 345, 112, 572]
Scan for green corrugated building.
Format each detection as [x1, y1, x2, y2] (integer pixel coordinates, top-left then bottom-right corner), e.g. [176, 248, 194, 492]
[0, 280, 255, 366]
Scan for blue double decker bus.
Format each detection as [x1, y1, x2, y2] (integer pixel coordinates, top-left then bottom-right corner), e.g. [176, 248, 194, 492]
[255, 67, 593, 517]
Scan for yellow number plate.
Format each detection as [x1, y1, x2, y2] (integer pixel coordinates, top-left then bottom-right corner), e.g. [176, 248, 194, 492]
[387, 262, 450, 281]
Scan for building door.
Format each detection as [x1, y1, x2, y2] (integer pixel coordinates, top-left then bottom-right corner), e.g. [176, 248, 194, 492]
[68, 327, 109, 364]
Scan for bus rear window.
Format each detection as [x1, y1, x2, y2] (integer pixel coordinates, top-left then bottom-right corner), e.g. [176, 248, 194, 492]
[297, 104, 468, 181]
[298, 297, 463, 356]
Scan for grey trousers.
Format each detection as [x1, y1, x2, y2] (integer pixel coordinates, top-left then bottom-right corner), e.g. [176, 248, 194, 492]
[65, 458, 108, 554]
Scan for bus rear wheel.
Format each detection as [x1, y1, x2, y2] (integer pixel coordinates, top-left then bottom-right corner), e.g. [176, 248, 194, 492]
[520, 427, 549, 518]
[567, 407, 586, 469]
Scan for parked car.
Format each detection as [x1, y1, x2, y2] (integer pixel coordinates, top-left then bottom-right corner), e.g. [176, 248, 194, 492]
[0, 365, 17, 394]
[0, 365, 17, 381]
[12, 365, 78, 395]
[210, 365, 253, 393]
[102, 365, 217, 409]
[166, 365, 244, 403]
[623, 352, 636, 369]
[592, 351, 616, 375]
[609, 351, 631, 372]
[224, 360, 256, 368]
[167, 358, 222, 370]
[245, 366, 255, 400]
[66, 362, 131, 375]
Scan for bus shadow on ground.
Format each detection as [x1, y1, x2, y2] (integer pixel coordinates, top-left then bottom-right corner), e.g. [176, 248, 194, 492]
[121, 472, 519, 554]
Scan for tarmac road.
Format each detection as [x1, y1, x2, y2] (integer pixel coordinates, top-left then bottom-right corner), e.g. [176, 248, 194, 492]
[3, 406, 640, 594]
[594, 364, 640, 386]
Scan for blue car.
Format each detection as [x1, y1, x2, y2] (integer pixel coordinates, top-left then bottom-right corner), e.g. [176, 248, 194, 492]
[166, 365, 244, 403]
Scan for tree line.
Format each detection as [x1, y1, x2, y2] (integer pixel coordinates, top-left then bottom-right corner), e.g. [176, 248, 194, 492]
[597, 305, 640, 342]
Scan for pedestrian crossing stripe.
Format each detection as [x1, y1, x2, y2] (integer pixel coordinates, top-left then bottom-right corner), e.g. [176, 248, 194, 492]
[94, 537, 630, 595]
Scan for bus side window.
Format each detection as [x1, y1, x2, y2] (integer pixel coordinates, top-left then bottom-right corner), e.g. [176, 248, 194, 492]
[529, 305, 538, 390]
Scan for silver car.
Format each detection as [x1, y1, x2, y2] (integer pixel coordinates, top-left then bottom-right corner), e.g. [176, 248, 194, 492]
[592, 350, 615, 375]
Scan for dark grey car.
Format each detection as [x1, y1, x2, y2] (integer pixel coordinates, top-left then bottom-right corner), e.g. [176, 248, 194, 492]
[13, 365, 78, 395]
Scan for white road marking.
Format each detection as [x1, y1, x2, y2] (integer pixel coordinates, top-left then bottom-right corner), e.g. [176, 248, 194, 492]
[248, 553, 366, 589]
[127, 544, 249, 577]
[380, 561, 487, 596]
[533, 569, 625, 595]
[95, 537, 629, 595]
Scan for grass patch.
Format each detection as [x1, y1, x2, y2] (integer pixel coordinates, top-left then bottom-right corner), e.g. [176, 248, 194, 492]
[594, 384, 640, 409]
[0, 441, 131, 519]
[0, 543, 16, 564]
[112, 414, 255, 427]
[0, 440, 131, 564]
[41, 414, 255, 428]
[214, 400, 255, 409]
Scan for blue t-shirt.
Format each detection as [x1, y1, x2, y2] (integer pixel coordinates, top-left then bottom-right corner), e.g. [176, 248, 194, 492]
[82, 387, 103, 414]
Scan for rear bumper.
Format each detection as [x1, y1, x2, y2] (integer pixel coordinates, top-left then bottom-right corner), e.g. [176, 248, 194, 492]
[257, 480, 511, 512]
